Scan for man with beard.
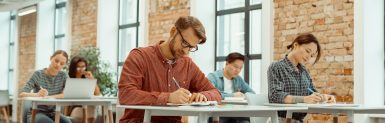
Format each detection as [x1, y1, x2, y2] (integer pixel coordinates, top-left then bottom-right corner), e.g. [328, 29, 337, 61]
[118, 16, 222, 123]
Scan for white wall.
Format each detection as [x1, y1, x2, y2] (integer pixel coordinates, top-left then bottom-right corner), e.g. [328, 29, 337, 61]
[190, 0, 216, 75]
[97, 0, 119, 74]
[36, 0, 55, 70]
[0, 12, 10, 90]
[354, 0, 385, 122]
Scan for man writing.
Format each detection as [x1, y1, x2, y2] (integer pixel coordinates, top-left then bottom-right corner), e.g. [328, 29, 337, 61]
[118, 16, 222, 123]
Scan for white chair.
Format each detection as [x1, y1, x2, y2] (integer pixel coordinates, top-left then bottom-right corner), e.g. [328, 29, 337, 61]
[0, 90, 10, 123]
[245, 93, 270, 123]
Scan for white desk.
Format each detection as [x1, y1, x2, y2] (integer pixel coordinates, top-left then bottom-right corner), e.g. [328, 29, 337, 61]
[23, 97, 113, 123]
[308, 106, 385, 123]
[265, 103, 385, 123]
[117, 104, 305, 123]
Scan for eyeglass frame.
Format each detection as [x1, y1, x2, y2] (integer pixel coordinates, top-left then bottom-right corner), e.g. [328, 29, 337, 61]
[176, 29, 199, 52]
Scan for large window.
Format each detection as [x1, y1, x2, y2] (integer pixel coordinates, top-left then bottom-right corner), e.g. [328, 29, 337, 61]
[117, 0, 139, 81]
[8, 11, 17, 96]
[54, 0, 67, 51]
[215, 0, 262, 92]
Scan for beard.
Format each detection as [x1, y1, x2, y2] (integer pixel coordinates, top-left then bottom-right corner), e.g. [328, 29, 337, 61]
[168, 36, 186, 60]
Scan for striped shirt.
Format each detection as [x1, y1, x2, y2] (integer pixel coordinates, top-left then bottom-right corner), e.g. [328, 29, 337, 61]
[267, 55, 317, 121]
[118, 41, 222, 123]
[23, 69, 68, 114]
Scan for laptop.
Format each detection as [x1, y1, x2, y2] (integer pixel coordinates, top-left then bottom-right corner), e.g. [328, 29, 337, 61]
[63, 78, 97, 99]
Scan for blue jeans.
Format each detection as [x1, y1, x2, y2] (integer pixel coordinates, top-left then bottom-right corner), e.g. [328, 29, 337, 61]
[27, 112, 71, 123]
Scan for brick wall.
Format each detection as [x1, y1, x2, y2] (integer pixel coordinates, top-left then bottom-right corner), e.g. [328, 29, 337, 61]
[148, 0, 190, 45]
[70, 0, 98, 55]
[274, 0, 354, 122]
[17, 12, 37, 121]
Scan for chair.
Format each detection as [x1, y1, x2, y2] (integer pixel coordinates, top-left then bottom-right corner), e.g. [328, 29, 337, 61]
[0, 90, 10, 123]
[245, 93, 270, 123]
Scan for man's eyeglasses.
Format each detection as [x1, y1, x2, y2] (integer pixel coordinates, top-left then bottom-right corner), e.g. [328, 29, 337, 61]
[177, 29, 198, 52]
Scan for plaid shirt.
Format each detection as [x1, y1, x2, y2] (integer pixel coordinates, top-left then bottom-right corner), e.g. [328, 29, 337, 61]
[268, 55, 317, 121]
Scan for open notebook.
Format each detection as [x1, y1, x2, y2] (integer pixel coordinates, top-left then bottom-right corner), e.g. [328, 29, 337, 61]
[167, 101, 218, 106]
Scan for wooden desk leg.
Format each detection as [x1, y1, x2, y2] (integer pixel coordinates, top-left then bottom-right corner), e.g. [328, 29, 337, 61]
[31, 102, 37, 123]
[285, 118, 292, 123]
[102, 106, 105, 123]
[285, 111, 293, 123]
[55, 105, 61, 123]
[333, 116, 338, 123]
[108, 110, 113, 123]
[1, 107, 9, 123]
[83, 105, 88, 123]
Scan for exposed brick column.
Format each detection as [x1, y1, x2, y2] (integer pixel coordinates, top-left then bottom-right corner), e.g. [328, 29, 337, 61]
[274, 0, 354, 122]
[17, 12, 37, 121]
[148, 0, 190, 45]
[70, 0, 98, 55]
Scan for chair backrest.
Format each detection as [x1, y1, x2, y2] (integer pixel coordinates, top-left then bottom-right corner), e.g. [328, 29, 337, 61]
[0, 90, 9, 106]
[246, 93, 270, 123]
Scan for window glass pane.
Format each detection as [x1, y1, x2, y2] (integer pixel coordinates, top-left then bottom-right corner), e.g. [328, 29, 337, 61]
[250, 10, 262, 54]
[216, 13, 245, 56]
[9, 19, 15, 43]
[8, 71, 14, 95]
[120, 0, 137, 25]
[217, 0, 244, 11]
[9, 45, 15, 69]
[117, 65, 123, 82]
[54, 37, 67, 51]
[55, 7, 67, 35]
[251, 0, 262, 5]
[118, 27, 137, 62]
[249, 60, 261, 94]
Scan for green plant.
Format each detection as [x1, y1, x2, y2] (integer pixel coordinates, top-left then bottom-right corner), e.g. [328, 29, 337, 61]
[74, 47, 118, 97]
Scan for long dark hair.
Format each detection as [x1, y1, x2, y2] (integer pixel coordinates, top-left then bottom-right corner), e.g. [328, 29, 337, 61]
[287, 33, 321, 63]
[68, 56, 88, 78]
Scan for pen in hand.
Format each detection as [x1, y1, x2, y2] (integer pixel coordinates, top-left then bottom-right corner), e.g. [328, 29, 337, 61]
[172, 77, 192, 97]
[307, 88, 324, 103]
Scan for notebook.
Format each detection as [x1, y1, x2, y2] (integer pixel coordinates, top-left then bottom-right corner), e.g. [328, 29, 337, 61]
[167, 101, 218, 106]
[63, 78, 97, 99]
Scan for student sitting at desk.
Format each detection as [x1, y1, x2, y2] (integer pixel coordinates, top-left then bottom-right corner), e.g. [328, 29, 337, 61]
[118, 16, 221, 123]
[267, 33, 335, 122]
[207, 52, 255, 123]
[66, 56, 101, 123]
[19, 50, 71, 123]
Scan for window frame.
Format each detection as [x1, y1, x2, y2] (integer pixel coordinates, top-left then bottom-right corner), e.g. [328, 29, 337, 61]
[53, 0, 67, 51]
[8, 11, 16, 95]
[117, 0, 140, 81]
[214, 0, 262, 83]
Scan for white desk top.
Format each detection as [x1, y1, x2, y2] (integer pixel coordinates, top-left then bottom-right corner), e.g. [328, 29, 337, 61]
[22, 97, 112, 103]
[117, 104, 306, 112]
[221, 100, 248, 105]
[264, 103, 360, 107]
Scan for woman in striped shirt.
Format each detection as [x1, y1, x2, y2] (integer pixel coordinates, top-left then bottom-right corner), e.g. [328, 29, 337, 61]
[19, 50, 71, 123]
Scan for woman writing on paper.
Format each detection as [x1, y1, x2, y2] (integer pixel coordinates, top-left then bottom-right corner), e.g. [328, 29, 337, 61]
[19, 50, 71, 123]
[267, 33, 335, 122]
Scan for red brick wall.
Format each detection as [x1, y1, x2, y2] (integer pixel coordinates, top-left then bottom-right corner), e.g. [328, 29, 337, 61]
[17, 12, 37, 121]
[274, 0, 354, 122]
[148, 0, 190, 45]
[70, 0, 98, 55]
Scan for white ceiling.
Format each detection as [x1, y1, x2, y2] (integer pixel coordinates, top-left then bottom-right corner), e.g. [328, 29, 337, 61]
[0, 0, 44, 12]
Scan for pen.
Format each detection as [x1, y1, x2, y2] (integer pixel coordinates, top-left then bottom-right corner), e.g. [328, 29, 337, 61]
[172, 77, 181, 88]
[172, 77, 191, 97]
[307, 88, 324, 102]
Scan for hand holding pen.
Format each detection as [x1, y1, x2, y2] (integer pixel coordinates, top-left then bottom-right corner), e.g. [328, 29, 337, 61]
[306, 88, 336, 104]
[37, 86, 48, 97]
[169, 77, 207, 104]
